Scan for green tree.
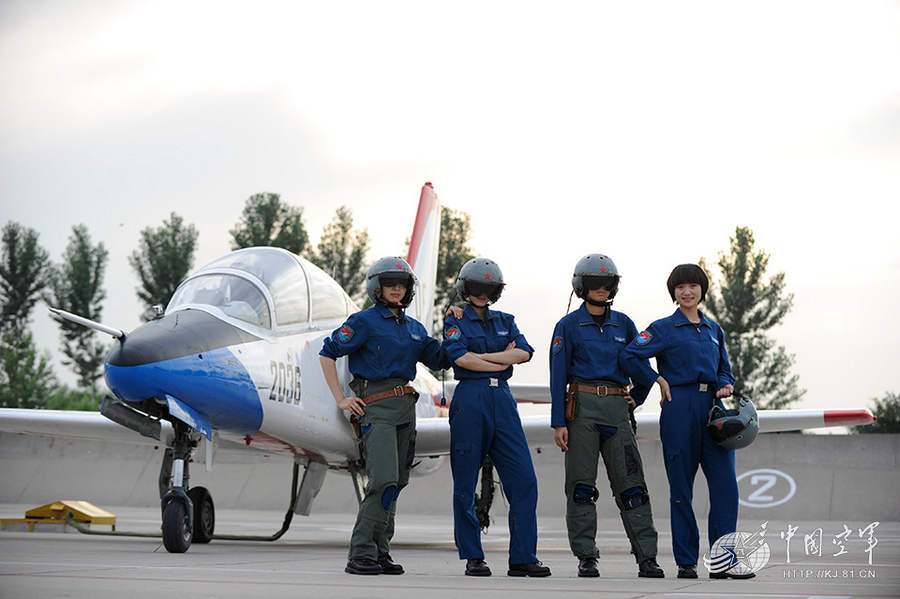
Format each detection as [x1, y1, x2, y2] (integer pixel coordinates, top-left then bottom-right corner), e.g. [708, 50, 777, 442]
[45, 385, 102, 411]
[311, 206, 370, 302]
[129, 212, 199, 320]
[0, 222, 55, 408]
[856, 391, 900, 434]
[47, 225, 109, 391]
[0, 329, 56, 408]
[0, 221, 51, 333]
[436, 206, 476, 312]
[701, 226, 805, 410]
[230, 192, 309, 254]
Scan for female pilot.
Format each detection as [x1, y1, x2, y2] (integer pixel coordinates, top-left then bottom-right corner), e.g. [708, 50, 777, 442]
[320, 257, 446, 576]
[442, 258, 550, 578]
[620, 264, 749, 580]
[549, 254, 663, 579]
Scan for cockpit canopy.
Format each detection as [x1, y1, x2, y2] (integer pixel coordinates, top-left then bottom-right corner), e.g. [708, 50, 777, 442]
[167, 247, 357, 329]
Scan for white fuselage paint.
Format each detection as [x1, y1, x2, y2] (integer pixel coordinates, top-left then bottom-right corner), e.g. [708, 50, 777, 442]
[220, 325, 446, 475]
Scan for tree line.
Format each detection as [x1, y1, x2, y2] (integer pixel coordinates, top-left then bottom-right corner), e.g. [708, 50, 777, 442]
[0, 192, 476, 410]
[2, 196, 893, 429]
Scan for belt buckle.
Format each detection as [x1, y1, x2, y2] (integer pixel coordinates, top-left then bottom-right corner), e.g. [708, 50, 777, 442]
[393, 385, 405, 397]
[489, 378, 499, 387]
[596, 385, 608, 397]
[699, 383, 708, 392]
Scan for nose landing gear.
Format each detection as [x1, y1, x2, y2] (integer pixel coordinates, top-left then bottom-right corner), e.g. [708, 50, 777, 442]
[160, 421, 215, 552]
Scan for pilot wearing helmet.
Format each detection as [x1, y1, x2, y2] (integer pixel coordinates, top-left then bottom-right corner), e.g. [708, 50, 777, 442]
[620, 263, 751, 580]
[320, 257, 447, 576]
[442, 258, 550, 578]
[549, 254, 664, 579]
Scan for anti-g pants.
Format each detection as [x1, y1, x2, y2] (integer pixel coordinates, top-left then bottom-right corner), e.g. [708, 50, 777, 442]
[348, 381, 417, 562]
[565, 382, 658, 563]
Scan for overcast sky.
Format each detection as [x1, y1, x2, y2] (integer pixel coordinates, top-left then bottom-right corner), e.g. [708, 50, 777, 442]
[2, 1, 898, 415]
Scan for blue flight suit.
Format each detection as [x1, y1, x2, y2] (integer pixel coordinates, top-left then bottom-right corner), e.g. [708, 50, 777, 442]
[549, 303, 650, 426]
[321, 303, 446, 562]
[443, 305, 539, 566]
[620, 309, 737, 567]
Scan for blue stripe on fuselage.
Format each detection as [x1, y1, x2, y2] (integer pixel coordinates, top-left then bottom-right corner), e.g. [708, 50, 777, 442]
[105, 346, 262, 436]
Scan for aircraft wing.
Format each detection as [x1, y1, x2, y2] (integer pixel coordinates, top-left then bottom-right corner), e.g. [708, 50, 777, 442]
[0, 408, 173, 446]
[0, 408, 253, 453]
[414, 386, 876, 457]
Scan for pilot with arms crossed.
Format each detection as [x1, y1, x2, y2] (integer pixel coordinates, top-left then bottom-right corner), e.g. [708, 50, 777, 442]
[443, 258, 551, 578]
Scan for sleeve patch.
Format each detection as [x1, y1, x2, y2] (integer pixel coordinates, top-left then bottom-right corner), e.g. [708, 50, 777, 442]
[551, 336, 564, 355]
[636, 331, 652, 345]
[446, 326, 462, 340]
[338, 326, 354, 343]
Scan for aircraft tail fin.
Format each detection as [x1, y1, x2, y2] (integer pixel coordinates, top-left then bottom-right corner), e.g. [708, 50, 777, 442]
[406, 182, 441, 330]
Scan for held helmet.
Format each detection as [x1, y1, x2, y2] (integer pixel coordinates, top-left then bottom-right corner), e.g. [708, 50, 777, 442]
[455, 257, 505, 304]
[707, 395, 759, 450]
[365, 256, 417, 307]
[572, 254, 620, 300]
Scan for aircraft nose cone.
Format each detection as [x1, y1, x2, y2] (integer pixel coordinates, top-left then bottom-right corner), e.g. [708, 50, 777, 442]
[106, 310, 260, 367]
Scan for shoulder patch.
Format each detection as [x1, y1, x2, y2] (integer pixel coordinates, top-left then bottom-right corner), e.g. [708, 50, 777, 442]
[551, 336, 564, 355]
[446, 326, 462, 341]
[636, 330, 652, 346]
[337, 325, 354, 343]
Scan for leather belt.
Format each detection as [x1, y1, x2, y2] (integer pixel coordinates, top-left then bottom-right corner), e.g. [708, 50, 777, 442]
[569, 383, 627, 397]
[361, 385, 418, 405]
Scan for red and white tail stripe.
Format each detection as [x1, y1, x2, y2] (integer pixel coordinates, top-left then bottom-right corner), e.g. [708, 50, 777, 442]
[406, 182, 441, 330]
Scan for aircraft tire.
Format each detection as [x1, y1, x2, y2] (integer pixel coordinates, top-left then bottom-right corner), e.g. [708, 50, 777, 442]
[188, 486, 215, 543]
[162, 499, 193, 553]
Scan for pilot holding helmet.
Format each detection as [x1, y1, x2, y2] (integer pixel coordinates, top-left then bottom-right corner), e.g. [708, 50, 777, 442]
[320, 257, 447, 576]
[549, 254, 664, 579]
[620, 264, 750, 580]
[442, 258, 550, 578]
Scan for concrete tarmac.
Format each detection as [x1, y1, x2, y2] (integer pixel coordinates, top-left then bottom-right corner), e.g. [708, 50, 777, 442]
[1, 505, 897, 599]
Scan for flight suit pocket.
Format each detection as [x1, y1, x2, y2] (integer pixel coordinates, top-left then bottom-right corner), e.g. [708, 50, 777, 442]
[451, 440, 471, 456]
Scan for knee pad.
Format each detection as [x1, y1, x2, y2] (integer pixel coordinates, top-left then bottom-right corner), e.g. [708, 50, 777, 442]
[619, 486, 649, 511]
[593, 423, 618, 443]
[573, 483, 600, 505]
[381, 485, 400, 510]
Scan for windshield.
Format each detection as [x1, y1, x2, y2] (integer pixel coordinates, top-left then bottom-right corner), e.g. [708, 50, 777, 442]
[199, 248, 309, 326]
[168, 274, 272, 328]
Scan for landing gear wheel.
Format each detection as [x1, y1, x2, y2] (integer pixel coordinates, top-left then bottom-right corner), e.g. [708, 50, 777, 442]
[188, 486, 215, 543]
[162, 500, 193, 553]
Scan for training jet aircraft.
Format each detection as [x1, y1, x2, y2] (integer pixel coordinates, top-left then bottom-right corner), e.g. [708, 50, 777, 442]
[0, 182, 875, 552]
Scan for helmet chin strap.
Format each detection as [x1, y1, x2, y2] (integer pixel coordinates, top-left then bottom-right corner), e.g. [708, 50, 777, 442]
[584, 297, 613, 308]
[375, 291, 407, 310]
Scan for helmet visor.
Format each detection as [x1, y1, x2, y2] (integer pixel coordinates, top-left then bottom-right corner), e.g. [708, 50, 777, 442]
[466, 282, 500, 298]
[582, 276, 617, 291]
[379, 274, 410, 289]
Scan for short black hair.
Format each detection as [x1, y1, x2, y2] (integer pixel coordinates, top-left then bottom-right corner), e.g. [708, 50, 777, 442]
[666, 264, 709, 302]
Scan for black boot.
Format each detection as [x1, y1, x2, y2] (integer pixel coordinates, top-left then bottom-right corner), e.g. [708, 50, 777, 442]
[465, 558, 491, 576]
[677, 564, 698, 579]
[577, 558, 599, 578]
[377, 553, 404, 575]
[345, 558, 382, 575]
[507, 561, 551, 577]
[638, 558, 664, 578]
[710, 570, 756, 579]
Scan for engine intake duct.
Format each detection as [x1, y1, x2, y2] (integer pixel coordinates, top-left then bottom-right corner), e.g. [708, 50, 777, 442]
[101, 396, 161, 441]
